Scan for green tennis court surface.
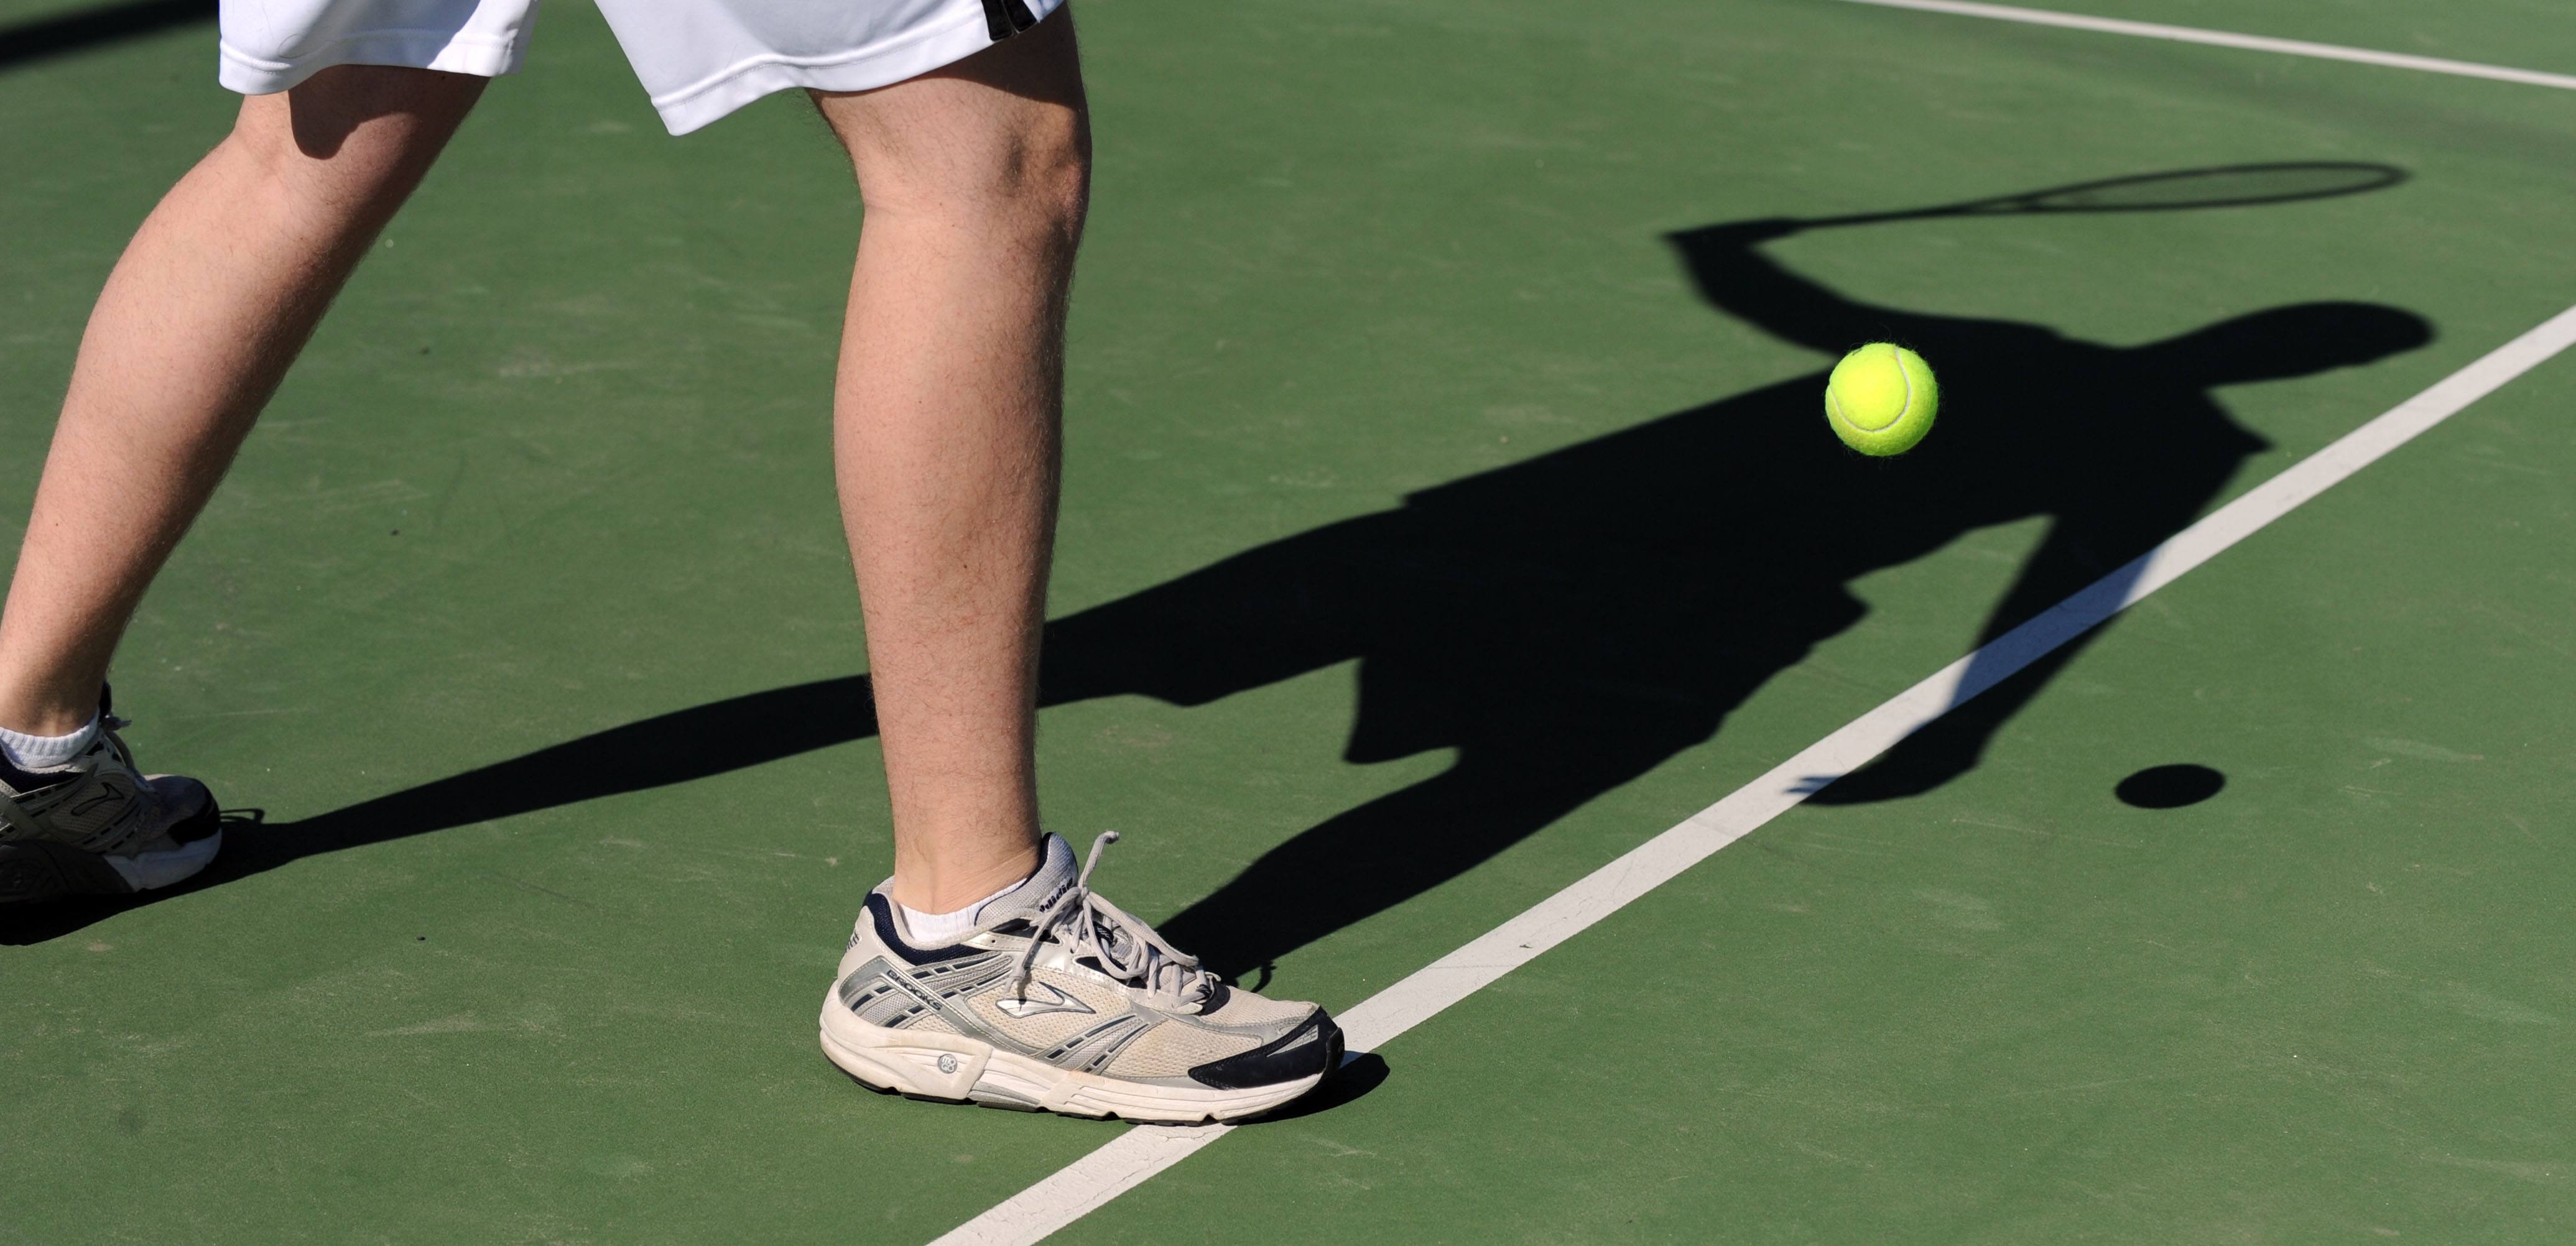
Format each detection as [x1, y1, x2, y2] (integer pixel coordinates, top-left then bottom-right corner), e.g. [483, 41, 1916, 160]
[7, 0, 2575, 1240]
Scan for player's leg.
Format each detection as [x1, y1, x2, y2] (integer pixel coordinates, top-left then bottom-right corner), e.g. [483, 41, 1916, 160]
[808, 16, 1089, 920]
[0, 67, 482, 735]
[792, 16, 1341, 1120]
[577, 0, 1340, 1117]
[0, 67, 483, 901]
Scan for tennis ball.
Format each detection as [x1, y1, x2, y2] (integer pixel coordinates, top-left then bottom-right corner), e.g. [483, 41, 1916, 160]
[1823, 343, 1937, 456]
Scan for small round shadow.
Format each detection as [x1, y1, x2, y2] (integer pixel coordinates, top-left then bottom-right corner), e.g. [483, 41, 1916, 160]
[2115, 764, 2226, 810]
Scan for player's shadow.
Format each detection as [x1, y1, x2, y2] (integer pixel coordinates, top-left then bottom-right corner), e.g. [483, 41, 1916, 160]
[2, 176, 2431, 955]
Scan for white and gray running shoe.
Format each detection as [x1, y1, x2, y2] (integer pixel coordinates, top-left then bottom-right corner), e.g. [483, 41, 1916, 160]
[0, 698, 221, 903]
[820, 832, 1343, 1123]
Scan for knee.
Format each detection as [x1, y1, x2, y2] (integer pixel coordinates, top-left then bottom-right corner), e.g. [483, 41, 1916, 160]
[1003, 108, 1091, 251]
[223, 67, 483, 217]
[848, 103, 1091, 254]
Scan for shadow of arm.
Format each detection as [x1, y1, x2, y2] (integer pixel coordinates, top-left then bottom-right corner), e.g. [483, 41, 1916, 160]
[1805, 496, 2196, 805]
[1667, 219, 1953, 356]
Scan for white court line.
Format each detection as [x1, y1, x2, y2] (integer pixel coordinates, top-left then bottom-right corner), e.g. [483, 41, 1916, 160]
[1837, 0, 2576, 91]
[935, 304, 2576, 1246]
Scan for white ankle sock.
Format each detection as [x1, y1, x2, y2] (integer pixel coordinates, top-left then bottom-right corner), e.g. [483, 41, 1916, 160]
[0, 715, 98, 770]
[900, 876, 1027, 946]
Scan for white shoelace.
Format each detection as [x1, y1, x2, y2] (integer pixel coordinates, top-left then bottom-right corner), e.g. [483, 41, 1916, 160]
[1010, 832, 1218, 1011]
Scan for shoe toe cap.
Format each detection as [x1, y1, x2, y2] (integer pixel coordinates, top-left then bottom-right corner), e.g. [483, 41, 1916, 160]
[141, 775, 220, 843]
[1186, 1007, 1344, 1091]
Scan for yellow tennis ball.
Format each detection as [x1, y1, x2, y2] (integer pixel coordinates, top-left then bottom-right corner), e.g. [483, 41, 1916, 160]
[1824, 343, 1938, 456]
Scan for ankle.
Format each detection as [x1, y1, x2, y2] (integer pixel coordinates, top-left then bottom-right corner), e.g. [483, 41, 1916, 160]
[896, 875, 1027, 944]
[0, 713, 100, 769]
[0, 686, 101, 739]
[888, 833, 1044, 915]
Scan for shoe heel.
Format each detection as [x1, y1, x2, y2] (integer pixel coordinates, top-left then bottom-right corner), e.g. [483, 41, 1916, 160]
[817, 1011, 991, 1102]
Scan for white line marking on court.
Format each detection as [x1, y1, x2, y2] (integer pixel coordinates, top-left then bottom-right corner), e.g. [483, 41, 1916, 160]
[1837, 0, 2576, 91]
[933, 305, 2576, 1246]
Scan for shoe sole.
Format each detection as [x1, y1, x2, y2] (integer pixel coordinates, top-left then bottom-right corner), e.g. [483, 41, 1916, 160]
[818, 1000, 1324, 1124]
[0, 787, 222, 904]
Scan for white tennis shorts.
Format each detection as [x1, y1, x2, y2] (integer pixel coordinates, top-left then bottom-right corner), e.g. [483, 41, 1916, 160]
[216, 0, 1064, 135]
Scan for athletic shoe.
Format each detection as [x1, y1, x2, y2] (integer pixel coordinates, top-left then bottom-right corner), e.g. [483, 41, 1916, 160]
[0, 697, 221, 903]
[820, 832, 1343, 1123]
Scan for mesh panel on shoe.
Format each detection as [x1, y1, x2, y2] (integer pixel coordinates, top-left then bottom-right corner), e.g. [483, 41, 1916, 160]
[8, 767, 148, 854]
[904, 1012, 961, 1035]
[1104, 1020, 1265, 1080]
[854, 987, 917, 1029]
[1203, 989, 1314, 1028]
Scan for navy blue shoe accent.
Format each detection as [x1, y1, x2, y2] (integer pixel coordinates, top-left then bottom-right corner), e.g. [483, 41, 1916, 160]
[160, 778, 221, 844]
[1187, 1008, 1343, 1091]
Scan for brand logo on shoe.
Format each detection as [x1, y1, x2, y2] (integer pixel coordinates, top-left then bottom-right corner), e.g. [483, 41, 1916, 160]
[1268, 1025, 1322, 1056]
[993, 981, 1095, 1019]
[884, 972, 944, 1012]
[67, 787, 124, 819]
[1036, 875, 1075, 912]
[937, 1054, 960, 1074]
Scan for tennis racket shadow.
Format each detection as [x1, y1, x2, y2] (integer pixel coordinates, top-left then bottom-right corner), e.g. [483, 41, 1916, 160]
[2, 162, 2428, 959]
[1799, 160, 2405, 228]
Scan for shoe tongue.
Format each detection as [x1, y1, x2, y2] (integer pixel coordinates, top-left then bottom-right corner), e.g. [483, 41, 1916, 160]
[972, 834, 1080, 926]
[974, 834, 1150, 968]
